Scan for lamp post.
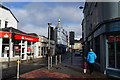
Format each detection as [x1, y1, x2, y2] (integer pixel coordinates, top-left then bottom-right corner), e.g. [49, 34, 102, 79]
[79, 6, 83, 9]
[8, 28, 12, 67]
[48, 23, 52, 69]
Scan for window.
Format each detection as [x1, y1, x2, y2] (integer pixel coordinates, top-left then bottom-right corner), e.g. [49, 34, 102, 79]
[107, 36, 120, 69]
[5, 21, 8, 28]
[108, 42, 115, 68]
[116, 36, 120, 69]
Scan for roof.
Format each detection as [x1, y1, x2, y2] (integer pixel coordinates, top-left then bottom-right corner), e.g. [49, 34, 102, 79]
[0, 4, 19, 23]
[39, 35, 47, 39]
[0, 27, 38, 37]
[74, 40, 80, 43]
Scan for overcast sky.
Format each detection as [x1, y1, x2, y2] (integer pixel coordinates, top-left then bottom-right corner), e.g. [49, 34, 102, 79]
[2, 2, 84, 40]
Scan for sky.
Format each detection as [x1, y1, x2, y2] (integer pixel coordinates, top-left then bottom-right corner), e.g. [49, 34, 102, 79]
[2, 2, 85, 40]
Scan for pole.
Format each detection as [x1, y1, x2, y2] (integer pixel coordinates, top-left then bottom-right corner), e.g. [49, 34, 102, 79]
[48, 23, 51, 69]
[55, 55, 57, 65]
[8, 28, 11, 67]
[51, 56, 52, 67]
[20, 40, 22, 64]
[30, 41, 32, 60]
[48, 56, 50, 69]
[71, 45, 73, 65]
[17, 58, 20, 80]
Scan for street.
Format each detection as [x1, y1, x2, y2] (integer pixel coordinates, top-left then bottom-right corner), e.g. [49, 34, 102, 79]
[2, 58, 47, 80]
[1, 52, 108, 80]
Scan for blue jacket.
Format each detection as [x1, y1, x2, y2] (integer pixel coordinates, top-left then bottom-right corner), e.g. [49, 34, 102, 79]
[87, 51, 97, 63]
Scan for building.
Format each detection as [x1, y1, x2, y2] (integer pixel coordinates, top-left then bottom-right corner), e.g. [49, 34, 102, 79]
[73, 39, 82, 51]
[54, 19, 68, 54]
[82, 2, 120, 77]
[37, 35, 55, 57]
[0, 5, 55, 62]
[0, 4, 18, 29]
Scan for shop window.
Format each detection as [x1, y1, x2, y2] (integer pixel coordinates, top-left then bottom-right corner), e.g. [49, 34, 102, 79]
[116, 42, 120, 69]
[108, 42, 115, 68]
[116, 36, 120, 69]
[108, 36, 115, 42]
[22, 48, 25, 53]
[38, 47, 40, 56]
[107, 36, 120, 69]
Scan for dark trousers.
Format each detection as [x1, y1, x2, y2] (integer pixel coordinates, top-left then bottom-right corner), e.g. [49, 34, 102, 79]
[89, 63, 94, 74]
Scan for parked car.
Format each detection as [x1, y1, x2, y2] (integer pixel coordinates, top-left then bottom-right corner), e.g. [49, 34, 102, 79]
[80, 49, 83, 52]
[74, 50, 80, 56]
[80, 49, 83, 56]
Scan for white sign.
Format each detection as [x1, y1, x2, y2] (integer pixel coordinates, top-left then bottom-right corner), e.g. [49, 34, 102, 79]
[5, 47, 9, 50]
[4, 34, 9, 38]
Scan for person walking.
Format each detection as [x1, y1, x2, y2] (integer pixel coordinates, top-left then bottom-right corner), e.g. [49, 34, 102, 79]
[83, 61, 88, 74]
[87, 49, 97, 74]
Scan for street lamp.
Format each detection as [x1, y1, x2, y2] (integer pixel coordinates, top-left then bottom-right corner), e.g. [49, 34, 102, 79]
[8, 27, 12, 67]
[48, 22, 52, 51]
[79, 6, 84, 9]
[48, 22, 52, 69]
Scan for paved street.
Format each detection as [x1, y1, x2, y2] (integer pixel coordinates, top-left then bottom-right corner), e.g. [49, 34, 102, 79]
[2, 58, 47, 80]
[1, 52, 109, 80]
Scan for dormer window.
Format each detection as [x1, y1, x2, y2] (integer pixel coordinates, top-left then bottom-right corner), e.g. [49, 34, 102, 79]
[5, 21, 8, 28]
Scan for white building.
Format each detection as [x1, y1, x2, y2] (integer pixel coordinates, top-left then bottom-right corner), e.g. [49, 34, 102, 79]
[0, 5, 55, 62]
[0, 4, 19, 62]
[54, 19, 68, 54]
[0, 4, 18, 29]
[38, 35, 55, 57]
[0, 5, 38, 62]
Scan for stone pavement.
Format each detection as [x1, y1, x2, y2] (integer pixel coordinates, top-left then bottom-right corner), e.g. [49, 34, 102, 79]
[1, 57, 46, 69]
[18, 63, 107, 80]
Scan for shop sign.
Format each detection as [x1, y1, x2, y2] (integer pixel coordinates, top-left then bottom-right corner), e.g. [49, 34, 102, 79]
[0, 32, 10, 38]
[14, 33, 39, 42]
[5, 47, 9, 50]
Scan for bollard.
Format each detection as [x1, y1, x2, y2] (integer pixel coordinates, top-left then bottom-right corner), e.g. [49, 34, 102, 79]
[51, 56, 52, 67]
[55, 55, 57, 65]
[71, 52, 72, 65]
[48, 56, 50, 69]
[17, 59, 20, 80]
[20, 56, 21, 64]
[59, 55, 61, 63]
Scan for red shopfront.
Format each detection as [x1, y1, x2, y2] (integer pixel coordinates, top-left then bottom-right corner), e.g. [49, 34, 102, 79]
[1, 31, 39, 59]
